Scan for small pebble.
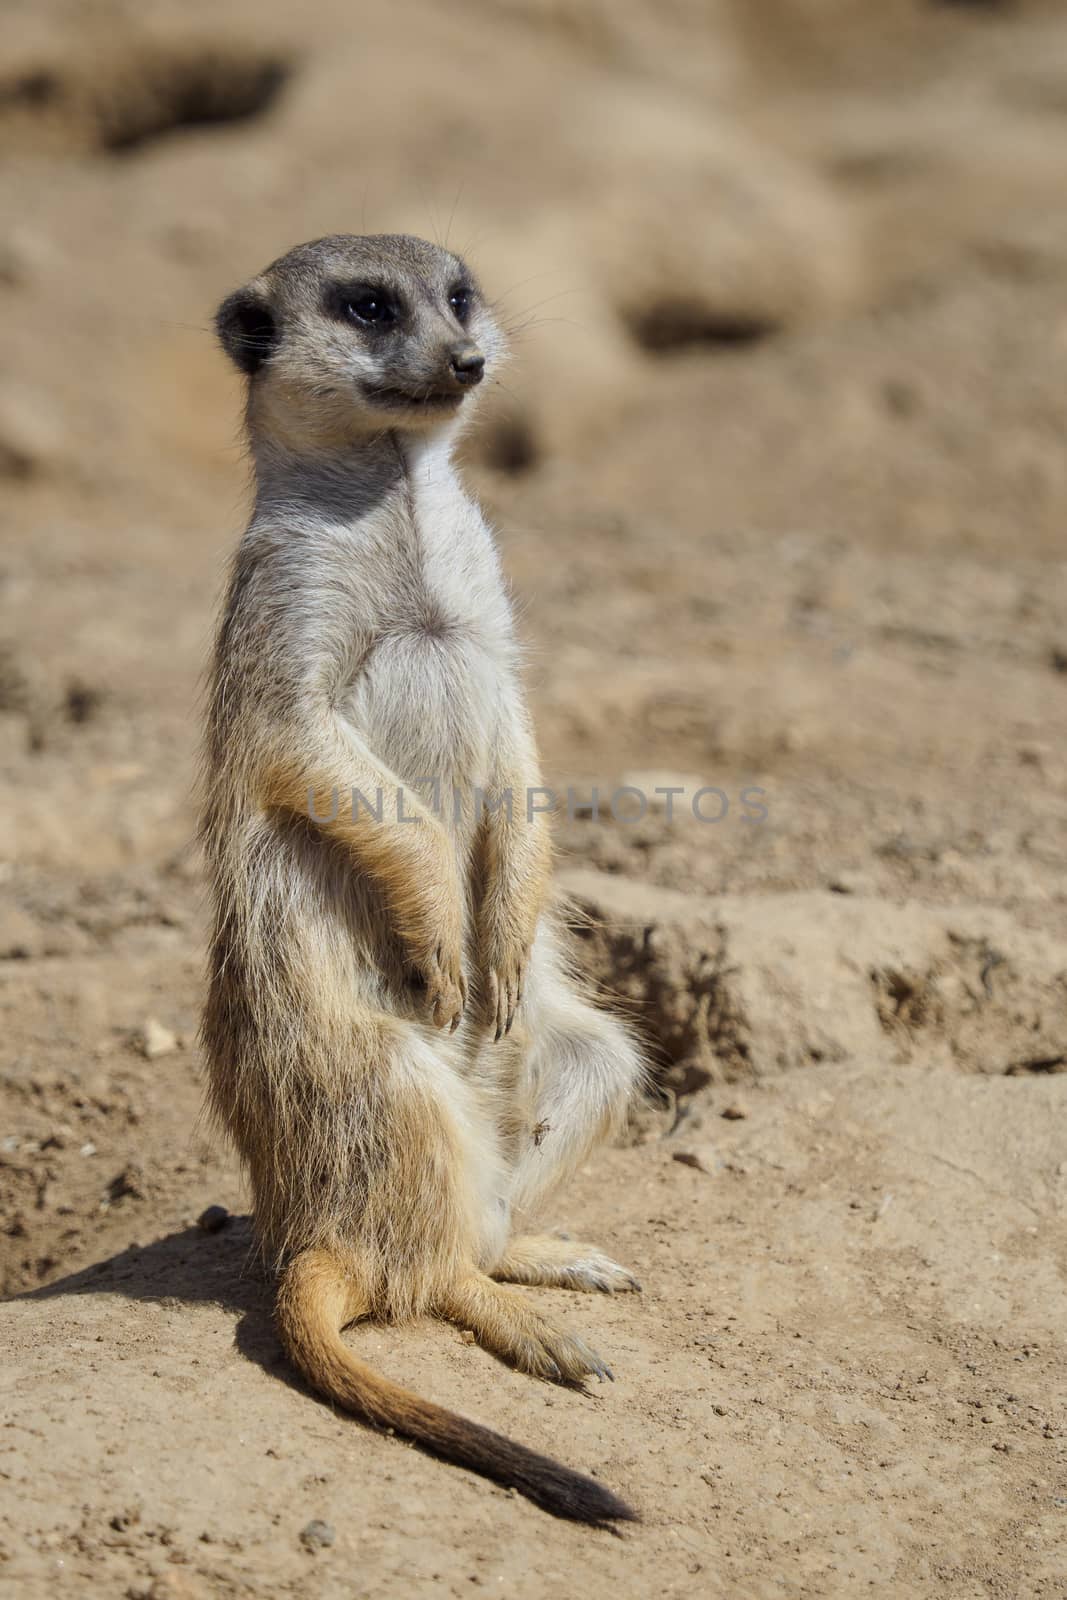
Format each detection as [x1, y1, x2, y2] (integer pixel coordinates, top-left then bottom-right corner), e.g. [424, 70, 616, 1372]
[721, 1104, 747, 1121]
[138, 1018, 178, 1060]
[300, 1520, 335, 1553]
[197, 1204, 231, 1234]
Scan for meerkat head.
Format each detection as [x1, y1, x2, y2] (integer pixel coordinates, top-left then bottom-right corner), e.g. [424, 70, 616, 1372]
[215, 234, 504, 449]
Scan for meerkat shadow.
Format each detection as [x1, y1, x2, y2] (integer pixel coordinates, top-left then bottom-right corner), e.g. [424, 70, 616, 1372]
[22, 1216, 308, 1395]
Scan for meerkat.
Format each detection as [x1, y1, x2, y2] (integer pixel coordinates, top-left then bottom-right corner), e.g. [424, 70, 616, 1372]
[200, 234, 645, 1524]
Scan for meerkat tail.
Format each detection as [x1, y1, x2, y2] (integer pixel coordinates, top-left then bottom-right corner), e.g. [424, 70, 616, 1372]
[275, 1249, 638, 1526]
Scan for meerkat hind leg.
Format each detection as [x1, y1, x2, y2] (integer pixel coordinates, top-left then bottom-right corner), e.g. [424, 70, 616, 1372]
[508, 992, 644, 1227]
[438, 1270, 615, 1383]
[492, 1233, 641, 1294]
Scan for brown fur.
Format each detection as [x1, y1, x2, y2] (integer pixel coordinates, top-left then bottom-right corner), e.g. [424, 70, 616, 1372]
[200, 235, 646, 1523]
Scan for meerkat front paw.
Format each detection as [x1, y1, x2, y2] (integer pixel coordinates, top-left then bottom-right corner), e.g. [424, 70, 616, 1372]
[485, 943, 529, 1040]
[417, 943, 467, 1032]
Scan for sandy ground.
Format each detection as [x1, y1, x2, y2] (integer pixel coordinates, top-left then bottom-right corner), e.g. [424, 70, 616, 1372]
[1, 1, 1066, 1595]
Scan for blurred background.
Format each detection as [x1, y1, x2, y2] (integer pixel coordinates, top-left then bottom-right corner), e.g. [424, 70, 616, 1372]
[2, 2, 1067, 1591]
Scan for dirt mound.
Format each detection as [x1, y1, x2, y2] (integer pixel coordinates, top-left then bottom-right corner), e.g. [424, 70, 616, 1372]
[564, 870, 1067, 1090]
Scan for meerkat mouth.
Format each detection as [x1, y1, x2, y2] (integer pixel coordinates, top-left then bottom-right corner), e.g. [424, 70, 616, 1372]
[362, 384, 465, 412]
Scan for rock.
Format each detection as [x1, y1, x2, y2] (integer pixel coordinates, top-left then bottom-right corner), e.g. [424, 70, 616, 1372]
[721, 1104, 747, 1121]
[299, 1520, 335, 1553]
[137, 1018, 178, 1060]
[196, 1204, 230, 1234]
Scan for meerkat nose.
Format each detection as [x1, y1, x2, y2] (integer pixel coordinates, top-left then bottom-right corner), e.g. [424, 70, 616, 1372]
[449, 345, 485, 386]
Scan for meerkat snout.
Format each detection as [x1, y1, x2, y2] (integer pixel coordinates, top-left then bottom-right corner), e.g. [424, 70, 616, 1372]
[215, 233, 503, 444]
[449, 343, 485, 386]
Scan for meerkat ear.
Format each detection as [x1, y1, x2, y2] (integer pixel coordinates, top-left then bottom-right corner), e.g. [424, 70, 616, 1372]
[215, 285, 276, 376]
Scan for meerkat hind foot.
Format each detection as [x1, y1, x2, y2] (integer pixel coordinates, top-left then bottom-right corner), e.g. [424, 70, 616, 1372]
[492, 1234, 641, 1295]
[440, 1270, 614, 1384]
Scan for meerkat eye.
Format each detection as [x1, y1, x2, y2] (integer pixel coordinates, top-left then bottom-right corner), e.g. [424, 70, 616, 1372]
[345, 291, 398, 328]
[449, 286, 472, 322]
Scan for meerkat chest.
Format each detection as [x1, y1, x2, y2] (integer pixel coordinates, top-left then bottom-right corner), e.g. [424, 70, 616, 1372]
[342, 476, 516, 786]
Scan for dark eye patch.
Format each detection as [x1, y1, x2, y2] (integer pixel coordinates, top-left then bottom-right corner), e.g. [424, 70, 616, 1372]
[323, 279, 403, 330]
